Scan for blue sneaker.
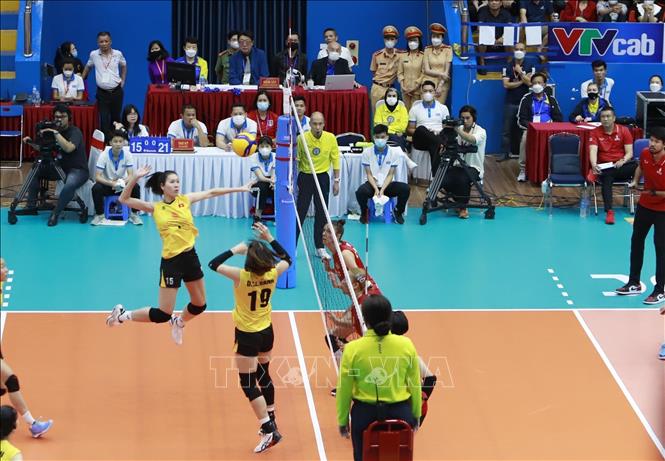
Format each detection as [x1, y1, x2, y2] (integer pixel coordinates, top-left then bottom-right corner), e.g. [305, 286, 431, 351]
[30, 419, 53, 438]
[659, 344, 665, 361]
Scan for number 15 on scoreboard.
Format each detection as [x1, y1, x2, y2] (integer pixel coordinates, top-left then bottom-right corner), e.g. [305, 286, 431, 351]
[129, 137, 172, 154]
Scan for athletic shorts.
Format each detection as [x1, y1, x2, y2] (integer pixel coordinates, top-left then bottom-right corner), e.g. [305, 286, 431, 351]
[234, 325, 274, 357]
[159, 248, 204, 288]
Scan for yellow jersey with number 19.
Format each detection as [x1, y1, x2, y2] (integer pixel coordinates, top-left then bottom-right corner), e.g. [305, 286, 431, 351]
[233, 268, 277, 333]
[152, 195, 199, 259]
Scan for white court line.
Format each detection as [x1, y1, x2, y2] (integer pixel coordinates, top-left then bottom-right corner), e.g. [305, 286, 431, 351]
[0, 311, 6, 341]
[288, 311, 327, 461]
[573, 310, 665, 458]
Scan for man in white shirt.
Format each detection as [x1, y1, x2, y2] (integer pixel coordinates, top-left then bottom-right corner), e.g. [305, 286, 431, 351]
[580, 59, 614, 103]
[82, 31, 127, 135]
[215, 103, 258, 150]
[355, 124, 410, 224]
[51, 58, 85, 101]
[316, 27, 354, 68]
[167, 104, 210, 147]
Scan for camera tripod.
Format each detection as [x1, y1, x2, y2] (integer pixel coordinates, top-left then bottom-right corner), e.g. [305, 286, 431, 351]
[8, 152, 88, 225]
[419, 152, 495, 225]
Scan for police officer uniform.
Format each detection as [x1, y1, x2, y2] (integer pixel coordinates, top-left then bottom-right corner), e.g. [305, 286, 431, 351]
[215, 47, 237, 84]
[398, 26, 424, 109]
[423, 23, 452, 105]
[369, 26, 403, 110]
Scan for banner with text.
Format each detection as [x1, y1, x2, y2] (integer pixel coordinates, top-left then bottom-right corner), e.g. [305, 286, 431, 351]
[548, 22, 664, 63]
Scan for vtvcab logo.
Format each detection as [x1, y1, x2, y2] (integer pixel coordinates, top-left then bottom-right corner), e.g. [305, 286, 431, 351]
[552, 28, 656, 57]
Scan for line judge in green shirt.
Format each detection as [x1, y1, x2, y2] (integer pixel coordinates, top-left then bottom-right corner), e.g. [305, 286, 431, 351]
[336, 294, 421, 461]
[295, 112, 340, 257]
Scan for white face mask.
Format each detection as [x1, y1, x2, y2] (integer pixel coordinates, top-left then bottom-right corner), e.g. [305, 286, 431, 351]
[259, 147, 272, 157]
[374, 138, 388, 149]
[232, 115, 245, 126]
[384, 40, 396, 49]
[514, 50, 525, 60]
[71, 49, 78, 58]
[650, 82, 662, 92]
[63, 70, 74, 78]
[386, 96, 398, 106]
[431, 37, 442, 46]
[185, 48, 197, 58]
[328, 51, 340, 61]
[422, 91, 434, 102]
[229, 40, 239, 49]
[408, 41, 419, 51]
[257, 101, 270, 111]
[531, 84, 544, 94]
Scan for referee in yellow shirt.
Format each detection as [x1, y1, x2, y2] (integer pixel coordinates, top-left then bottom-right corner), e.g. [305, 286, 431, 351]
[336, 294, 422, 461]
[296, 112, 340, 257]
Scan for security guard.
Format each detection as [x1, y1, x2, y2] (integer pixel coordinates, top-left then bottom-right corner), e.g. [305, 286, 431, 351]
[369, 26, 403, 111]
[423, 22, 453, 105]
[398, 26, 424, 109]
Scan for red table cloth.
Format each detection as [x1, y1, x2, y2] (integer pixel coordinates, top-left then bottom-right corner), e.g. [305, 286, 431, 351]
[143, 85, 370, 140]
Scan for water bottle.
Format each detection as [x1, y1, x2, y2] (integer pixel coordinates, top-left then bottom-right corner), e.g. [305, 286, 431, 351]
[31, 85, 40, 106]
[199, 76, 207, 87]
[580, 188, 589, 218]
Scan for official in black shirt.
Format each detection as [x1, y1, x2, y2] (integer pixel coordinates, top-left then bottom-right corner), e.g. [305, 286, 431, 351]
[25, 104, 89, 226]
[271, 32, 308, 85]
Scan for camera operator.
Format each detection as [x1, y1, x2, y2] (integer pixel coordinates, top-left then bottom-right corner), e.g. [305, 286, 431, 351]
[22, 104, 89, 227]
[440, 105, 487, 219]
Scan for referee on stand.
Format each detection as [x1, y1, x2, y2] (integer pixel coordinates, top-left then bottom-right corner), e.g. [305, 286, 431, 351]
[336, 294, 422, 461]
[295, 112, 340, 258]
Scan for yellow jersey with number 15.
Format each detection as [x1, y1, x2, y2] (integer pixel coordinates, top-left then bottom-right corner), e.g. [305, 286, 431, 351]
[152, 195, 199, 259]
[233, 268, 277, 333]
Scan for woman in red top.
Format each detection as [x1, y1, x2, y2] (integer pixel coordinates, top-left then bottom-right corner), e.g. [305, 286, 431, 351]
[248, 90, 279, 139]
[615, 127, 665, 307]
[560, 0, 597, 22]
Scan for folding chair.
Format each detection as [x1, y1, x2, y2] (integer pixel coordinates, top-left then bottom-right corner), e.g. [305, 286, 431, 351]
[544, 133, 587, 216]
[336, 132, 365, 146]
[0, 105, 24, 169]
[362, 419, 414, 461]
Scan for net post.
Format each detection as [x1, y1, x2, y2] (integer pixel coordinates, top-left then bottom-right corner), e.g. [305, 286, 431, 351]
[275, 115, 297, 289]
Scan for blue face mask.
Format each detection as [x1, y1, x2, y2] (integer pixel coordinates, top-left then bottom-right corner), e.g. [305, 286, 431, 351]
[374, 138, 388, 149]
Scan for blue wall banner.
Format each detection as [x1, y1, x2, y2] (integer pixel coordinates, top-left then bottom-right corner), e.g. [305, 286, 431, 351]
[548, 23, 664, 63]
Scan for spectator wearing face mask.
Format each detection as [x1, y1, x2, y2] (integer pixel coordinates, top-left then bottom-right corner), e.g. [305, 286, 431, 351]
[146, 40, 174, 85]
[51, 58, 85, 101]
[398, 26, 424, 110]
[597, 0, 628, 18]
[248, 91, 279, 139]
[215, 31, 240, 84]
[423, 23, 453, 105]
[648, 74, 664, 93]
[228, 31, 270, 85]
[175, 36, 208, 83]
[374, 87, 409, 146]
[54, 41, 84, 75]
[317, 28, 355, 68]
[600, 0, 629, 20]
[308, 41, 353, 86]
[215, 103, 258, 150]
[250, 136, 276, 223]
[271, 31, 308, 85]
[369, 26, 403, 110]
[569, 82, 610, 123]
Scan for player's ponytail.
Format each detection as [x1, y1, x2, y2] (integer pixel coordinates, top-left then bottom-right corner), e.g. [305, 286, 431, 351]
[361, 294, 393, 337]
[145, 170, 177, 195]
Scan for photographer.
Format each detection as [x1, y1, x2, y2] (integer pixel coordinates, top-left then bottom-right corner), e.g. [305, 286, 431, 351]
[441, 105, 487, 219]
[23, 104, 89, 226]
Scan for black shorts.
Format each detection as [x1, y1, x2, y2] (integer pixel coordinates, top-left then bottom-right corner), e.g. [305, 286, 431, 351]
[234, 325, 274, 357]
[159, 248, 204, 288]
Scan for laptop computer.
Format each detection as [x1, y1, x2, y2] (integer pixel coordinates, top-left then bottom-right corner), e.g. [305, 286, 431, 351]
[325, 74, 355, 91]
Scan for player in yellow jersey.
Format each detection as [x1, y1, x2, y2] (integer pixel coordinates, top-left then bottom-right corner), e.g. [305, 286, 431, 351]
[106, 165, 250, 345]
[208, 222, 291, 453]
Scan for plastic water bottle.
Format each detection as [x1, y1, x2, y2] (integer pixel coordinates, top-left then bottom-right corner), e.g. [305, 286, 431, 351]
[31, 85, 40, 106]
[580, 189, 589, 218]
[199, 76, 207, 87]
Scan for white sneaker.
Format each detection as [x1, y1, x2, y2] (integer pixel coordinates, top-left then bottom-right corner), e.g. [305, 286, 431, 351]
[170, 316, 184, 345]
[106, 304, 125, 327]
[91, 214, 106, 226]
[315, 248, 331, 259]
[517, 170, 527, 182]
[254, 430, 282, 453]
[128, 213, 143, 225]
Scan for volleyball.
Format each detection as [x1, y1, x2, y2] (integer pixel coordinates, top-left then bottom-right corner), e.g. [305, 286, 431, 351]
[231, 132, 258, 157]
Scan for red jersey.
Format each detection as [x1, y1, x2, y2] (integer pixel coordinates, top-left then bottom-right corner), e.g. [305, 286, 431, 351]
[588, 124, 633, 163]
[332, 241, 377, 287]
[638, 148, 665, 212]
[247, 110, 278, 138]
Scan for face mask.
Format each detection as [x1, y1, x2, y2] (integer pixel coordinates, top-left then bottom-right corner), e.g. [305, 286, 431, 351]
[384, 40, 396, 49]
[514, 50, 525, 60]
[431, 37, 442, 46]
[71, 49, 78, 58]
[374, 138, 388, 149]
[609, 12, 618, 20]
[650, 83, 663, 92]
[328, 51, 340, 61]
[386, 96, 398, 106]
[587, 92, 599, 100]
[531, 84, 544, 94]
[289, 42, 299, 51]
[259, 147, 272, 157]
[257, 101, 270, 111]
[422, 92, 434, 102]
[408, 41, 419, 51]
[232, 115, 245, 126]
[185, 48, 197, 58]
[63, 70, 73, 78]
[149, 50, 161, 60]
[229, 40, 239, 49]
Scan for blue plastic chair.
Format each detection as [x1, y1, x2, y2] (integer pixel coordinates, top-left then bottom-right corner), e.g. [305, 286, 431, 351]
[367, 197, 395, 223]
[0, 105, 23, 169]
[545, 133, 587, 215]
[104, 195, 129, 221]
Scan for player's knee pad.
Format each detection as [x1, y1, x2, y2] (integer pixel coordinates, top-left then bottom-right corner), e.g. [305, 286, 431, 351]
[5, 374, 19, 392]
[186, 302, 207, 316]
[239, 372, 262, 402]
[256, 362, 272, 387]
[148, 307, 172, 323]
